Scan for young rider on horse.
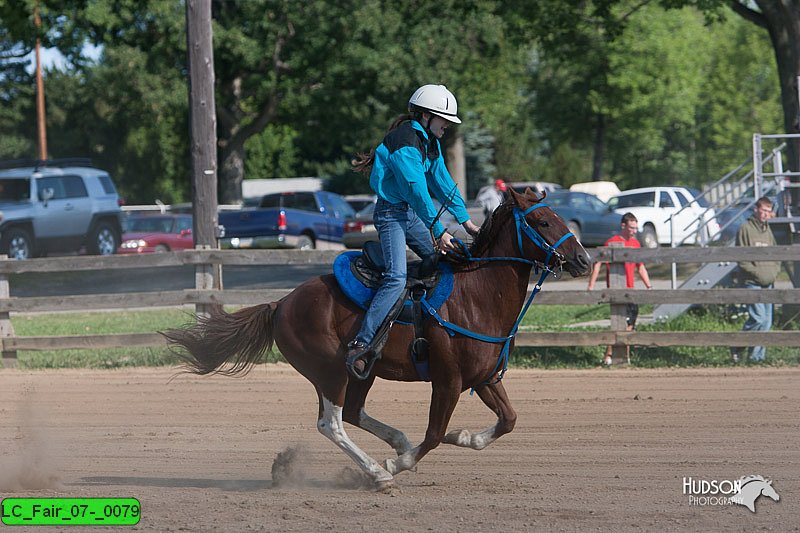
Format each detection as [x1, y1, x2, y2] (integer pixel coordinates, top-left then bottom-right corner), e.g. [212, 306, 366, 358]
[347, 84, 481, 378]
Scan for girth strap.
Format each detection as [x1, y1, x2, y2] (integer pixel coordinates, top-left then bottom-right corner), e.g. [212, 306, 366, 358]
[409, 284, 431, 381]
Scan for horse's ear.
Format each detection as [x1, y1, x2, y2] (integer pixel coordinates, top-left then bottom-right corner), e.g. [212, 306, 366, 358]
[522, 187, 546, 203]
[507, 187, 525, 206]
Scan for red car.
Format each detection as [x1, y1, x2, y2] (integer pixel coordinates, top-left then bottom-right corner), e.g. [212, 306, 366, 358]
[118, 214, 194, 253]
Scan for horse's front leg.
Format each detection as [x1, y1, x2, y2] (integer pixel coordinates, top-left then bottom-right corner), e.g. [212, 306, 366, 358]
[442, 381, 517, 450]
[342, 376, 414, 456]
[384, 380, 461, 475]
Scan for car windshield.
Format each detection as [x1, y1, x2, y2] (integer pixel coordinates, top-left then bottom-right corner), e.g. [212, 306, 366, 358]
[611, 191, 655, 208]
[356, 202, 375, 218]
[685, 187, 711, 208]
[545, 194, 568, 207]
[126, 216, 176, 233]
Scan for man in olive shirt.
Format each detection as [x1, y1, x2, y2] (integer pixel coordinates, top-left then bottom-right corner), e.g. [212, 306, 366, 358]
[732, 196, 781, 363]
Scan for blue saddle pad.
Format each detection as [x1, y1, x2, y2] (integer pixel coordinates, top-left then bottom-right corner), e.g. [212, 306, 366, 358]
[333, 251, 454, 324]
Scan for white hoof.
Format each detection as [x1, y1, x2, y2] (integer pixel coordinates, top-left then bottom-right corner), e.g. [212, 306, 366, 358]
[374, 478, 395, 492]
[443, 428, 471, 446]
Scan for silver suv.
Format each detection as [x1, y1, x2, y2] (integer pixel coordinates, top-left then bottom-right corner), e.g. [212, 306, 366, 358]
[0, 159, 123, 259]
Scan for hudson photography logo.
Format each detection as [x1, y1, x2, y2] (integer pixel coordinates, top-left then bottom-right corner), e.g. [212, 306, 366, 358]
[683, 475, 780, 512]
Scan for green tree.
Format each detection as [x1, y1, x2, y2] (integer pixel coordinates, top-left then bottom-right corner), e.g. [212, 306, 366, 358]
[0, 26, 36, 159]
[602, 6, 712, 187]
[696, 15, 783, 178]
[243, 124, 298, 179]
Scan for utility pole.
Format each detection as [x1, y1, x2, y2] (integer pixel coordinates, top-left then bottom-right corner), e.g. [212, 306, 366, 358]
[185, 0, 218, 249]
[185, 0, 220, 310]
[34, 1, 47, 160]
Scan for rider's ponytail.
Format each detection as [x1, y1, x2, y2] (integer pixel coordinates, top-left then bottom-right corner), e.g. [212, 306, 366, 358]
[352, 114, 416, 175]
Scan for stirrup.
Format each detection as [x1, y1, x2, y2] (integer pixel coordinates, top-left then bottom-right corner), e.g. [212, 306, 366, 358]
[346, 346, 381, 381]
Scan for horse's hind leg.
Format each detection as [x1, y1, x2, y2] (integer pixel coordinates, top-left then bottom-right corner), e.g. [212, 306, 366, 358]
[342, 377, 414, 456]
[315, 387, 395, 490]
[442, 381, 517, 450]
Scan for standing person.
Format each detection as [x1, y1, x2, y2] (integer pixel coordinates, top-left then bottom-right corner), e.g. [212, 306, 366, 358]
[477, 179, 507, 217]
[347, 84, 481, 379]
[731, 196, 780, 363]
[587, 212, 653, 366]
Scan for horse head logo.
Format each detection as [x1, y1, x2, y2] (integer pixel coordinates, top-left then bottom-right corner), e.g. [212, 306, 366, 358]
[733, 475, 780, 513]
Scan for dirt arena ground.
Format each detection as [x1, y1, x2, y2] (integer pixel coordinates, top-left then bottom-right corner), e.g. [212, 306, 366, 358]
[0, 365, 797, 532]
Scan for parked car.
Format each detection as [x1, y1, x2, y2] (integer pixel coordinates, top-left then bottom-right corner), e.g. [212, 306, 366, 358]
[219, 190, 355, 250]
[0, 158, 123, 259]
[343, 194, 376, 212]
[607, 186, 721, 248]
[118, 214, 194, 253]
[544, 191, 621, 246]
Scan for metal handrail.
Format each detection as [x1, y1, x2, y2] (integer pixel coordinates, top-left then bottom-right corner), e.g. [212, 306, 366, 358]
[667, 144, 786, 248]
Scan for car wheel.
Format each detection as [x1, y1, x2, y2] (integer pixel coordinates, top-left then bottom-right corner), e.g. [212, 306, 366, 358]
[154, 244, 169, 253]
[297, 234, 315, 250]
[3, 228, 33, 260]
[567, 221, 581, 243]
[640, 224, 658, 249]
[89, 222, 120, 255]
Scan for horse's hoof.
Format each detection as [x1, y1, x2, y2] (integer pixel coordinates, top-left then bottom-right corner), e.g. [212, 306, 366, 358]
[374, 478, 394, 493]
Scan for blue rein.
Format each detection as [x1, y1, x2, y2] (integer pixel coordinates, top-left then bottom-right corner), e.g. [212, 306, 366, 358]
[421, 204, 574, 388]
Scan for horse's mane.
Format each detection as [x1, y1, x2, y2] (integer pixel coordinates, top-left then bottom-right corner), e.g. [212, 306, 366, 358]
[740, 475, 769, 485]
[468, 190, 546, 257]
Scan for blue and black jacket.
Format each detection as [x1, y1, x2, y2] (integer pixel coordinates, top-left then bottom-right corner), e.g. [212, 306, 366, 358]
[369, 120, 469, 238]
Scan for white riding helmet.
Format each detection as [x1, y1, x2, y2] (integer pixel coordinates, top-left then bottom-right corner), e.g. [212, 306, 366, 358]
[408, 84, 461, 124]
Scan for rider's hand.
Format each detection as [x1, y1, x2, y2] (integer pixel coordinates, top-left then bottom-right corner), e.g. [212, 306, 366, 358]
[437, 232, 457, 253]
[463, 220, 480, 237]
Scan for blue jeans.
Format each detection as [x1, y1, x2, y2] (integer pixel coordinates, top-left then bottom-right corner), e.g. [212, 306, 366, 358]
[355, 199, 435, 345]
[743, 282, 773, 361]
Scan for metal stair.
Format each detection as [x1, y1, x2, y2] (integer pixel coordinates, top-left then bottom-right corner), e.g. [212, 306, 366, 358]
[652, 244, 737, 322]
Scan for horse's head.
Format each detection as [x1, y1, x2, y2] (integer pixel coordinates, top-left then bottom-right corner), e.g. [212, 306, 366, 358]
[760, 479, 780, 502]
[497, 187, 592, 277]
[738, 475, 781, 505]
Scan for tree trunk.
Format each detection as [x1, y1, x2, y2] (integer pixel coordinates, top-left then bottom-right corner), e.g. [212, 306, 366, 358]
[219, 145, 244, 205]
[592, 112, 606, 181]
[755, 1, 800, 175]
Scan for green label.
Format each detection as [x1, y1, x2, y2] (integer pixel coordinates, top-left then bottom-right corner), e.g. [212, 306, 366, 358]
[1, 498, 140, 526]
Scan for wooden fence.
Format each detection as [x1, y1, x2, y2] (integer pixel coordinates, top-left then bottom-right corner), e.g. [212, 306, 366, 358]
[1, 245, 799, 366]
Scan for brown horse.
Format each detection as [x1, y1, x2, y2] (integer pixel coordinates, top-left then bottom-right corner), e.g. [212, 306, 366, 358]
[163, 187, 592, 490]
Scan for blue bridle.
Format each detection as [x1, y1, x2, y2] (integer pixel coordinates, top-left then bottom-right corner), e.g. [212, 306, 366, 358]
[421, 203, 574, 387]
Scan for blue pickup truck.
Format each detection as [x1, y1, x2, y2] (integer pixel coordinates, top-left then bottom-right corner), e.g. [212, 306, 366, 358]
[219, 191, 356, 250]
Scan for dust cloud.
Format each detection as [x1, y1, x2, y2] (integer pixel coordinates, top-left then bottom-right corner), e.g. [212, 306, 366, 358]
[271, 445, 371, 490]
[0, 384, 62, 491]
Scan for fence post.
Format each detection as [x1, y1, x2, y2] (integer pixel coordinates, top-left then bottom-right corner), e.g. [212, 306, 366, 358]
[194, 244, 219, 317]
[0, 254, 17, 367]
[607, 242, 628, 363]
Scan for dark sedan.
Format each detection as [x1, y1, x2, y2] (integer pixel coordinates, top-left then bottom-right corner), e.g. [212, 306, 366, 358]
[544, 191, 621, 246]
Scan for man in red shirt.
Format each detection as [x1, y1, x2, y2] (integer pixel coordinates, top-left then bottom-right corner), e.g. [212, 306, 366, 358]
[587, 212, 653, 365]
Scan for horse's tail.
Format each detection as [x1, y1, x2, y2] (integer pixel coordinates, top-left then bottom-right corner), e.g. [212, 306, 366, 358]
[162, 303, 278, 376]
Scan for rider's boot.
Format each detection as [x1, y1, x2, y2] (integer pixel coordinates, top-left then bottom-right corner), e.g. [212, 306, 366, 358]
[345, 339, 370, 379]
